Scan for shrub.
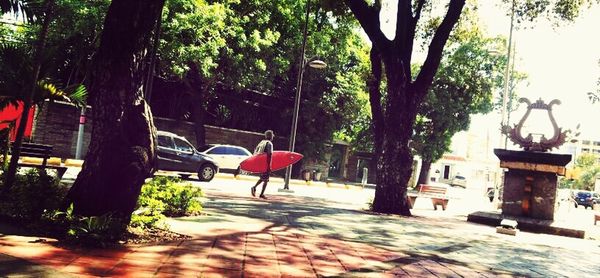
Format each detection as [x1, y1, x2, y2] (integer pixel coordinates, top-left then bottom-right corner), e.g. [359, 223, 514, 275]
[366, 197, 374, 211]
[131, 176, 203, 229]
[43, 205, 126, 247]
[0, 168, 67, 220]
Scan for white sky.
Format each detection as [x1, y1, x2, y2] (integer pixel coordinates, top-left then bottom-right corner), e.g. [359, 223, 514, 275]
[378, 1, 600, 152]
[475, 1, 600, 141]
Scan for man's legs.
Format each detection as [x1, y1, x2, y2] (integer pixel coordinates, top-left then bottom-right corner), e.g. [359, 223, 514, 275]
[251, 179, 262, 197]
[259, 180, 268, 198]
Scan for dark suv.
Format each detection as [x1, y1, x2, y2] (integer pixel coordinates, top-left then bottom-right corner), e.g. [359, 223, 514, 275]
[156, 131, 219, 181]
[573, 191, 600, 209]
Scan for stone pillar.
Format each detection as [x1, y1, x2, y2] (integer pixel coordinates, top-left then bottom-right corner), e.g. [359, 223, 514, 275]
[495, 149, 571, 221]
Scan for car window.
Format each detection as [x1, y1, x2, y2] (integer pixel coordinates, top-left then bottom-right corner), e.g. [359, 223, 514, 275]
[173, 138, 194, 153]
[197, 144, 214, 152]
[577, 192, 591, 198]
[207, 146, 228, 155]
[158, 135, 175, 149]
[234, 147, 251, 156]
[226, 147, 245, 155]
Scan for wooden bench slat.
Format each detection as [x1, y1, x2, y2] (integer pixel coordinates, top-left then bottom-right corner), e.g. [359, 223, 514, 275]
[9, 142, 67, 179]
[408, 184, 450, 211]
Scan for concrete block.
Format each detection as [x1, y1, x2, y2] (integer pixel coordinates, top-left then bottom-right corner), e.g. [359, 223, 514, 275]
[496, 226, 518, 236]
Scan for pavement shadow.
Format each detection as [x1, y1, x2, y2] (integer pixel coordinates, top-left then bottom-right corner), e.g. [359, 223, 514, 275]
[199, 192, 471, 253]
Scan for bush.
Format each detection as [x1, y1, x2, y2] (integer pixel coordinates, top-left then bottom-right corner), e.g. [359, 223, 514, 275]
[0, 169, 67, 220]
[39, 205, 127, 247]
[131, 176, 203, 229]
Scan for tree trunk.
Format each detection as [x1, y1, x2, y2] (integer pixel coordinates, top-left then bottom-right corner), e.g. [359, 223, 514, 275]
[185, 63, 206, 147]
[63, 0, 164, 221]
[346, 0, 465, 216]
[367, 48, 384, 183]
[417, 158, 432, 185]
[3, 0, 54, 191]
[371, 64, 416, 216]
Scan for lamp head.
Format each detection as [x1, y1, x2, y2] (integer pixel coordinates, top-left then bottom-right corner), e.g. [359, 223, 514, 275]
[308, 59, 327, 69]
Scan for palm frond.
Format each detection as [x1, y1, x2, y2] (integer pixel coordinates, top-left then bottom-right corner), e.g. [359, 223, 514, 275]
[0, 0, 46, 23]
[62, 83, 87, 107]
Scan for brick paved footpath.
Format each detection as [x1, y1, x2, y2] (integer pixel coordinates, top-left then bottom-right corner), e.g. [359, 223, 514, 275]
[1, 185, 599, 277]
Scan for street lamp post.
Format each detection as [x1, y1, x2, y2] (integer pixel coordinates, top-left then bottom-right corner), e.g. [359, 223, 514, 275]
[280, 0, 326, 192]
[501, 0, 515, 149]
[494, 0, 516, 209]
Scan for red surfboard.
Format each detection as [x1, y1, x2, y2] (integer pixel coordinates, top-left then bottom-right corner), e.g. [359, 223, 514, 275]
[239, 151, 303, 173]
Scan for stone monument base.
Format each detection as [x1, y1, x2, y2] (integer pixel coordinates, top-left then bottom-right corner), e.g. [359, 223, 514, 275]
[467, 211, 586, 239]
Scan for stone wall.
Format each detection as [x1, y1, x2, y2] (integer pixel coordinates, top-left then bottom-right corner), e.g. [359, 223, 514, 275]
[153, 117, 288, 153]
[32, 101, 92, 159]
[31, 101, 361, 181]
[32, 101, 288, 159]
[346, 151, 377, 184]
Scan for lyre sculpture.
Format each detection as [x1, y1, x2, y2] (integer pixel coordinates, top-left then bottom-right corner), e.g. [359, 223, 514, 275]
[493, 98, 571, 220]
[501, 98, 568, 152]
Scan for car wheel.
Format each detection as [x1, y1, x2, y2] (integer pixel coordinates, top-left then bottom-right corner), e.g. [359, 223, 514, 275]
[198, 164, 216, 182]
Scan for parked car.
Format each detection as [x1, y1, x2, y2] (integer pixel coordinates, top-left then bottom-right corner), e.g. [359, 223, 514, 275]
[450, 175, 467, 188]
[156, 131, 219, 181]
[197, 144, 252, 172]
[572, 191, 600, 209]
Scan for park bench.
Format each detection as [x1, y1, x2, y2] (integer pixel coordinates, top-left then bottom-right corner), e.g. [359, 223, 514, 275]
[407, 184, 450, 211]
[11, 142, 68, 179]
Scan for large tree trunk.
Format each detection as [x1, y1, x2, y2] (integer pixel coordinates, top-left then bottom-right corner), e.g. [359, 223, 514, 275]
[371, 62, 417, 215]
[417, 158, 432, 185]
[185, 63, 206, 147]
[346, 0, 465, 216]
[63, 0, 164, 221]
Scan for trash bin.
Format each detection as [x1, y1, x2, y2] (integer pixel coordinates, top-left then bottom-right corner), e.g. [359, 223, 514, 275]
[361, 167, 368, 185]
[302, 169, 311, 181]
[313, 170, 322, 181]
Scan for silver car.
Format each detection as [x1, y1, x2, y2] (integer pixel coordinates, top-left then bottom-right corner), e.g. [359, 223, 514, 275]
[197, 144, 252, 172]
[156, 131, 219, 181]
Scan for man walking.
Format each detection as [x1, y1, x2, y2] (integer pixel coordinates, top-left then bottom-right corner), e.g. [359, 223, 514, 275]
[251, 130, 273, 199]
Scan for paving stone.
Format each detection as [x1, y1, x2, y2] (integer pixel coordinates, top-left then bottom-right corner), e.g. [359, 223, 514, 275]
[202, 254, 243, 270]
[200, 266, 242, 278]
[60, 255, 121, 276]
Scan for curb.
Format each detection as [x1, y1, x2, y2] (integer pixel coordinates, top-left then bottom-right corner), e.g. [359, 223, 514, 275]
[213, 173, 369, 190]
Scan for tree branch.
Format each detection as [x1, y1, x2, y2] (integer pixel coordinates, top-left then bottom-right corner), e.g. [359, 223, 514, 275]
[413, 0, 426, 23]
[368, 47, 385, 140]
[395, 0, 412, 42]
[394, 0, 416, 80]
[414, 0, 465, 95]
[344, 0, 390, 48]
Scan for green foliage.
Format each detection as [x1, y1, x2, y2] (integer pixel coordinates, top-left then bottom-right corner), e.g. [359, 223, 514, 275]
[413, 12, 509, 164]
[575, 153, 598, 168]
[0, 42, 87, 110]
[505, 0, 599, 24]
[561, 153, 600, 190]
[43, 205, 126, 247]
[131, 176, 203, 229]
[0, 168, 67, 220]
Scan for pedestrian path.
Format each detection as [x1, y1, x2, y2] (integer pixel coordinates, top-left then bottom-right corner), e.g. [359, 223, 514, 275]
[1, 185, 600, 277]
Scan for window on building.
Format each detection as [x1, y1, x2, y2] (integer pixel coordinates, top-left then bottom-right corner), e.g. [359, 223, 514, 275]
[582, 140, 591, 145]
